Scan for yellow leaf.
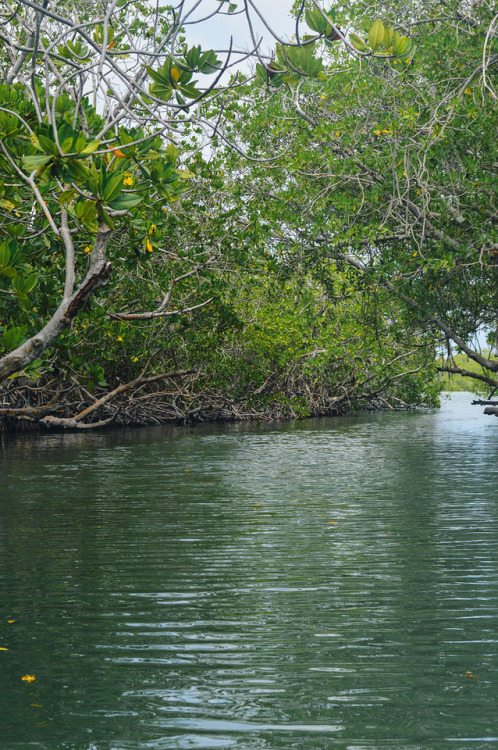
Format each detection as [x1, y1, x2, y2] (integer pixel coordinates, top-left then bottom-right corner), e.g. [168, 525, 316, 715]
[0, 647, 8, 651]
[113, 149, 126, 158]
[22, 675, 36, 682]
[170, 67, 180, 83]
[368, 19, 385, 52]
[146, 238, 153, 252]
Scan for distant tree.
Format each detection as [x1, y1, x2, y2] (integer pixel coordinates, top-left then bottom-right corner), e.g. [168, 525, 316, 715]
[0, 0, 278, 386]
[225, 0, 497, 403]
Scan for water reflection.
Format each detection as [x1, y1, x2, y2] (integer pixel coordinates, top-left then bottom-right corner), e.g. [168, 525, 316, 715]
[0, 393, 497, 748]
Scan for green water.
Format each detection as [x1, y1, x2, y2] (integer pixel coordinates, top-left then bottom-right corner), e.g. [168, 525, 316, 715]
[0, 392, 497, 749]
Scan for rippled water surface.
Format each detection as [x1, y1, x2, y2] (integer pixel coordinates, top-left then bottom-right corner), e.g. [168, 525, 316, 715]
[1, 392, 497, 749]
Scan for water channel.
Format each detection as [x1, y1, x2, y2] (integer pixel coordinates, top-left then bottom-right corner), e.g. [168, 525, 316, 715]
[0, 392, 497, 749]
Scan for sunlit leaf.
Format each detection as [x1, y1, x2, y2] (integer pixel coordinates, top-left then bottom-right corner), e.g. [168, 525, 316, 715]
[368, 19, 385, 52]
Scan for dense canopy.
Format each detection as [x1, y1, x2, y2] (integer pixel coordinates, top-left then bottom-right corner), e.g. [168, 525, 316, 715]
[0, 0, 496, 428]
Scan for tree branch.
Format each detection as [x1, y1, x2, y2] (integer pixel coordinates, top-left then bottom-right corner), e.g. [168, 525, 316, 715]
[0, 226, 112, 383]
[39, 369, 194, 428]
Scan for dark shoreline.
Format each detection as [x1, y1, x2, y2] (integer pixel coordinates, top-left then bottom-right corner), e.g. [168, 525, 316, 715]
[0, 380, 424, 434]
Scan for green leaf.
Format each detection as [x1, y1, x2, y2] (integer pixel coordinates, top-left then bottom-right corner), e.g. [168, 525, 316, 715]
[106, 193, 143, 210]
[395, 36, 412, 56]
[146, 66, 170, 84]
[185, 45, 201, 70]
[12, 275, 25, 293]
[368, 19, 385, 52]
[22, 154, 51, 171]
[103, 172, 124, 201]
[399, 44, 416, 61]
[149, 82, 173, 101]
[255, 63, 268, 85]
[178, 83, 202, 99]
[197, 50, 220, 74]
[81, 199, 97, 229]
[393, 31, 411, 56]
[61, 136, 74, 153]
[305, 8, 328, 34]
[80, 140, 101, 155]
[2, 326, 25, 351]
[100, 207, 115, 229]
[0, 242, 10, 267]
[37, 134, 58, 155]
[74, 134, 87, 153]
[164, 144, 179, 163]
[58, 188, 76, 205]
[23, 275, 38, 293]
[0, 112, 19, 137]
[0, 266, 17, 278]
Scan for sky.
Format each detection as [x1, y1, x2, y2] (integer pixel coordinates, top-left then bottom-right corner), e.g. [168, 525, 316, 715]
[181, 1, 300, 66]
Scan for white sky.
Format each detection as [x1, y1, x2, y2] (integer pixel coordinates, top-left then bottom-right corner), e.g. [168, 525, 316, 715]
[181, 1, 299, 65]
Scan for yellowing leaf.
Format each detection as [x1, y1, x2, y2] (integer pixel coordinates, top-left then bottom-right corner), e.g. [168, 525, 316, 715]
[176, 168, 195, 179]
[383, 25, 394, 49]
[22, 675, 36, 682]
[368, 19, 385, 52]
[349, 32, 369, 52]
[0, 647, 8, 651]
[170, 67, 180, 83]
